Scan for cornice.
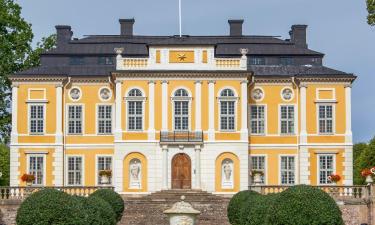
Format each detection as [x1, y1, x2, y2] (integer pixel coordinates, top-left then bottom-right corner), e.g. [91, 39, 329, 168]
[9, 75, 67, 83]
[295, 76, 356, 83]
[112, 71, 251, 79]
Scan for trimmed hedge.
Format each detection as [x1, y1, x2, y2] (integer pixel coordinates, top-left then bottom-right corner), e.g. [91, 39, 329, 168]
[227, 190, 259, 225]
[90, 189, 125, 221]
[80, 196, 117, 225]
[16, 189, 86, 225]
[268, 185, 344, 225]
[240, 193, 277, 225]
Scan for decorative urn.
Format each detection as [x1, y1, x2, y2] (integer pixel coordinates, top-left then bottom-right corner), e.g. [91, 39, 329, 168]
[366, 175, 374, 184]
[164, 196, 201, 225]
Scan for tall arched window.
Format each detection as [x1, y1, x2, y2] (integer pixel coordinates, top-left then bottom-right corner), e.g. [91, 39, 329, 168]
[173, 88, 190, 131]
[126, 88, 144, 131]
[219, 88, 236, 131]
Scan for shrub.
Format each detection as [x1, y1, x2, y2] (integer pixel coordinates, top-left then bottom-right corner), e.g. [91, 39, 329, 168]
[240, 193, 277, 225]
[227, 190, 259, 225]
[16, 189, 86, 225]
[268, 185, 344, 225]
[78, 196, 117, 225]
[90, 189, 124, 221]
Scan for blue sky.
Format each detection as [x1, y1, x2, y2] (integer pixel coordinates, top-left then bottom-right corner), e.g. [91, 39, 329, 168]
[17, 0, 375, 143]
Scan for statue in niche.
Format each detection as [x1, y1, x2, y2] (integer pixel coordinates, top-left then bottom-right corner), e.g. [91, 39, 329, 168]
[129, 159, 141, 188]
[70, 88, 81, 100]
[100, 88, 111, 100]
[222, 159, 234, 189]
[223, 160, 232, 181]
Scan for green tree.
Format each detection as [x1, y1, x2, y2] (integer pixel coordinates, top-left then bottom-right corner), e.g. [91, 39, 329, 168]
[367, 0, 375, 26]
[0, 144, 10, 186]
[353, 142, 368, 185]
[0, 0, 56, 144]
[354, 137, 375, 184]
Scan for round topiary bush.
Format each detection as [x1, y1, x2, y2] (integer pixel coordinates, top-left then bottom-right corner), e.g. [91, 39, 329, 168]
[16, 189, 86, 225]
[268, 185, 344, 225]
[90, 189, 124, 221]
[79, 196, 117, 225]
[227, 190, 259, 225]
[240, 193, 277, 225]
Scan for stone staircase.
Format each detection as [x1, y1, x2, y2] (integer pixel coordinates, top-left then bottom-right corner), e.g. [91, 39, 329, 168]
[120, 190, 231, 225]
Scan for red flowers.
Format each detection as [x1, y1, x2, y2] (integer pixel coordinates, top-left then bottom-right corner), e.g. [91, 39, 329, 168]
[21, 174, 35, 182]
[328, 174, 341, 182]
[361, 168, 373, 177]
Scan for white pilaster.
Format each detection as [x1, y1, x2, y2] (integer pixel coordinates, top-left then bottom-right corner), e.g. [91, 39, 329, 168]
[148, 81, 156, 140]
[208, 80, 215, 141]
[162, 145, 168, 189]
[342, 146, 353, 185]
[345, 84, 352, 143]
[195, 145, 201, 189]
[240, 80, 248, 141]
[299, 84, 307, 144]
[52, 146, 63, 186]
[115, 80, 123, 140]
[161, 81, 169, 131]
[10, 84, 18, 144]
[195, 81, 202, 131]
[55, 84, 63, 144]
[299, 84, 309, 184]
[9, 146, 20, 186]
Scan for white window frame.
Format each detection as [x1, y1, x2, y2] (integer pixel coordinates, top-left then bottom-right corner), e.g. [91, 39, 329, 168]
[218, 87, 238, 132]
[249, 104, 267, 135]
[28, 104, 46, 135]
[278, 155, 297, 185]
[317, 154, 336, 185]
[95, 155, 113, 186]
[125, 88, 146, 132]
[278, 104, 297, 135]
[96, 104, 114, 135]
[26, 154, 46, 186]
[66, 104, 84, 135]
[171, 87, 192, 131]
[250, 154, 267, 185]
[27, 88, 47, 101]
[65, 155, 85, 186]
[316, 104, 335, 135]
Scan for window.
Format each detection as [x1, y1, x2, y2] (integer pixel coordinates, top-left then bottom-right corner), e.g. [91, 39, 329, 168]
[280, 156, 295, 185]
[280, 105, 294, 135]
[250, 105, 265, 134]
[69, 57, 85, 65]
[28, 155, 44, 185]
[318, 105, 333, 134]
[67, 156, 82, 186]
[127, 88, 144, 131]
[98, 105, 112, 134]
[30, 105, 44, 134]
[249, 57, 265, 65]
[173, 89, 190, 131]
[97, 156, 112, 185]
[251, 156, 265, 184]
[280, 57, 294, 66]
[68, 105, 82, 134]
[98, 57, 114, 65]
[319, 155, 335, 184]
[219, 89, 236, 131]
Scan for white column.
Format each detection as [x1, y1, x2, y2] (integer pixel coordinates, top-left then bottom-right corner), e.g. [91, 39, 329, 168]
[148, 81, 156, 140]
[240, 80, 248, 141]
[195, 81, 202, 131]
[345, 84, 352, 143]
[55, 84, 63, 144]
[299, 84, 307, 144]
[299, 84, 309, 184]
[52, 146, 63, 186]
[162, 145, 168, 189]
[195, 145, 201, 189]
[9, 146, 20, 186]
[208, 80, 215, 141]
[115, 80, 122, 141]
[161, 80, 169, 131]
[10, 84, 18, 144]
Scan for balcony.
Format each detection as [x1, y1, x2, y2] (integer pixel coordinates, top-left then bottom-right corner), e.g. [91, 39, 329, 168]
[160, 131, 203, 144]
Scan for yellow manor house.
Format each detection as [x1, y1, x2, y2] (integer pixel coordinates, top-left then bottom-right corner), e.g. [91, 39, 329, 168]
[9, 19, 356, 194]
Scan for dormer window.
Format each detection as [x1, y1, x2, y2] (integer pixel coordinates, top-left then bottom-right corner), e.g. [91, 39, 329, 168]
[69, 57, 85, 65]
[249, 57, 265, 65]
[98, 57, 114, 65]
[280, 57, 294, 66]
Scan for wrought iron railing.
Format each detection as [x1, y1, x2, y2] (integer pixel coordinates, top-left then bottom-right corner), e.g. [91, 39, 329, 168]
[160, 131, 203, 143]
[0, 186, 114, 201]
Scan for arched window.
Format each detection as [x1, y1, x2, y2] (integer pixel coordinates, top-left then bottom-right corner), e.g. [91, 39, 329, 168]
[219, 88, 236, 131]
[173, 88, 190, 131]
[127, 88, 144, 131]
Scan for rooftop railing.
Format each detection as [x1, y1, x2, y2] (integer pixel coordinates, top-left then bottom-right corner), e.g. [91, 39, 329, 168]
[160, 131, 203, 143]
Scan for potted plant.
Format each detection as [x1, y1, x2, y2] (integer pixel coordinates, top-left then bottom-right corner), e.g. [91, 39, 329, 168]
[328, 174, 341, 184]
[99, 170, 112, 184]
[361, 168, 374, 184]
[251, 170, 264, 185]
[21, 174, 35, 186]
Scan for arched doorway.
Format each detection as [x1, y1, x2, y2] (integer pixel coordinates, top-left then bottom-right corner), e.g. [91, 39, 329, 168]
[172, 153, 191, 189]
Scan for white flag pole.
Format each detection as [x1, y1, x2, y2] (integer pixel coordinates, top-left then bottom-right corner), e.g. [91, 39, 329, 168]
[179, 0, 182, 37]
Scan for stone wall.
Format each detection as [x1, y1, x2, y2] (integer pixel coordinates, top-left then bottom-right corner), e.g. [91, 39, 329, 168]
[340, 203, 370, 225]
[0, 200, 20, 225]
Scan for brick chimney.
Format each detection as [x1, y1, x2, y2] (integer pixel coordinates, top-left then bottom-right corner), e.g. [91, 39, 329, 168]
[228, 19, 244, 36]
[55, 25, 72, 47]
[289, 25, 308, 48]
[119, 19, 135, 36]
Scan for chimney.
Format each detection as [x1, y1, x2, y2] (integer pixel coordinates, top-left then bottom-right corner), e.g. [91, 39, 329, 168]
[119, 19, 135, 36]
[289, 25, 308, 48]
[228, 19, 244, 36]
[55, 25, 72, 47]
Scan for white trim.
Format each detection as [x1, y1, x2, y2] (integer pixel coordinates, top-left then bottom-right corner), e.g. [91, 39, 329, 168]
[95, 154, 114, 186]
[316, 103, 336, 135]
[65, 103, 85, 135]
[162, 81, 168, 131]
[248, 104, 267, 135]
[300, 85, 307, 143]
[28, 103, 46, 135]
[278, 154, 298, 185]
[208, 81, 215, 140]
[278, 104, 297, 135]
[11, 85, 18, 144]
[240, 81, 248, 140]
[249, 154, 268, 185]
[317, 153, 336, 185]
[24, 150, 49, 154]
[26, 154, 46, 186]
[68, 86, 82, 102]
[195, 81, 202, 131]
[344, 85, 352, 143]
[98, 86, 112, 102]
[148, 81, 156, 140]
[27, 88, 47, 101]
[316, 88, 336, 101]
[115, 81, 122, 140]
[65, 155, 85, 186]
[96, 103, 115, 135]
[55, 85, 63, 144]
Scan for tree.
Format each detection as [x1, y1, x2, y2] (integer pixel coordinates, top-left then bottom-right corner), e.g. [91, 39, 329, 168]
[0, 144, 10, 186]
[353, 142, 368, 184]
[354, 137, 375, 184]
[0, 0, 56, 144]
[367, 0, 375, 26]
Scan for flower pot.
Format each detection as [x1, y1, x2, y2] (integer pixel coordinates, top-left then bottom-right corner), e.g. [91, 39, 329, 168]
[253, 174, 262, 185]
[366, 175, 373, 184]
[26, 181, 32, 187]
[101, 175, 110, 184]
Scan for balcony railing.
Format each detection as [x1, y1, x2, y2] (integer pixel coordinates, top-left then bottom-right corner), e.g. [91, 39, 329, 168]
[160, 131, 203, 143]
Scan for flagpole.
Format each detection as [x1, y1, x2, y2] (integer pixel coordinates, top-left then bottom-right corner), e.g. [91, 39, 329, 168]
[179, 0, 182, 37]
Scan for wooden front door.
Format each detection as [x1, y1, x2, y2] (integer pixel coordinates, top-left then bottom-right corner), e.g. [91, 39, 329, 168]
[172, 153, 191, 189]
